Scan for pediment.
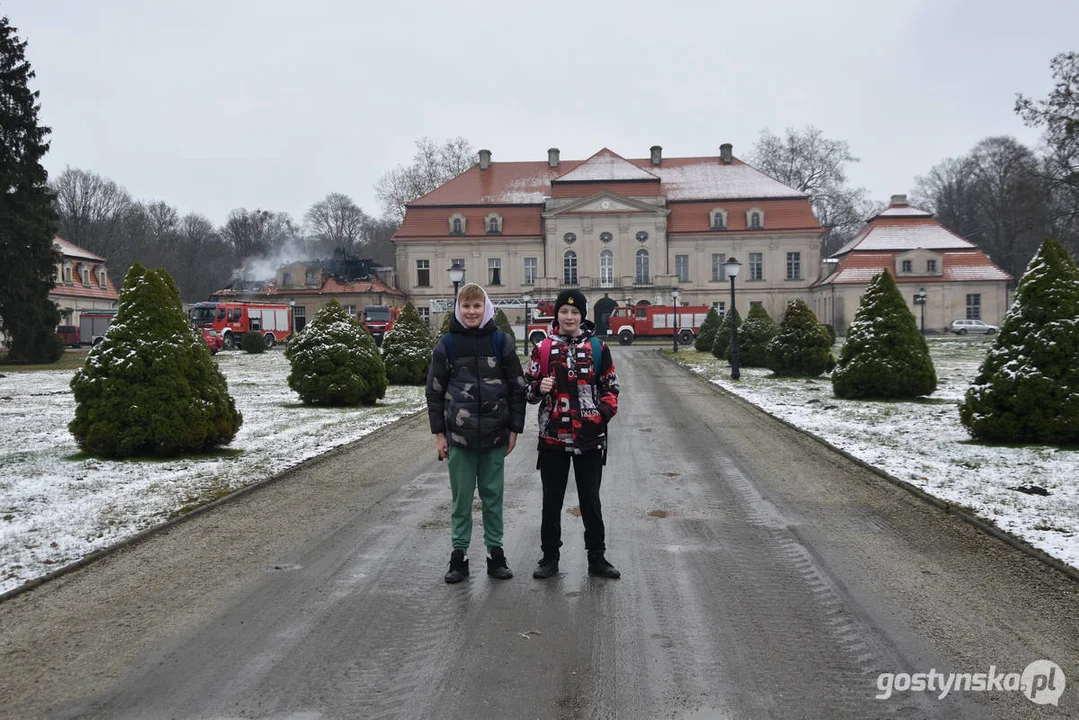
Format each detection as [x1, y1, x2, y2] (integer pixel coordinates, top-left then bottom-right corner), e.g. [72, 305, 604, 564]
[546, 191, 668, 217]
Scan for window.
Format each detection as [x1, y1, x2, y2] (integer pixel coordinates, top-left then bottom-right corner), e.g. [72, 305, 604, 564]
[635, 249, 650, 285]
[636, 231, 649, 243]
[966, 294, 982, 320]
[711, 253, 726, 282]
[902, 260, 912, 273]
[600, 250, 614, 287]
[675, 254, 690, 282]
[342, 305, 357, 318]
[452, 218, 463, 235]
[282, 272, 292, 286]
[563, 250, 578, 285]
[416, 259, 430, 287]
[485, 213, 502, 235]
[97, 271, 107, 289]
[786, 252, 801, 280]
[63, 266, 72, 283]
[523, 257, 537, 285]
[488, 258, 502, 285]
[712, 300, 726, 315]
[711, 208, 727, 230]
[750, 212, 762, 229]
[563, 232, 577, 244]
[80, 267, 90, 286]
[749, 252, 763, 281]
[927, 259, 937, 273]
[419, 307, 430, 326]
[600, 231, 613, 243]
[305, 268, 316, 285]
[293, 305, 306, 332]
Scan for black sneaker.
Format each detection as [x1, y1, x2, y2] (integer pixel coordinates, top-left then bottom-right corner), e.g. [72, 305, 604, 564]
[486, 547, 513, 580]
[444, 549, 469, 584]
[533, 555, 559, 579]
[587, 553, 621, 579]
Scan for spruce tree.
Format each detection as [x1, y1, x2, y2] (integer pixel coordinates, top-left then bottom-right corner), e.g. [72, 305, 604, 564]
[494, 307, 516, 346]
[286, 299, 387, 405]
[0, 16, 62, 364]
[382, 302, 434, 385]
[765, 299, 835, 377]
[69, 263, 242, 457]
[959, 238, 1079, 444]
[439, 311, 452, 336]
[694, 307, 721, 352]
[711, 307, 740, 360]
[832, 270, 936, 398]
[739, 303, 779, 367]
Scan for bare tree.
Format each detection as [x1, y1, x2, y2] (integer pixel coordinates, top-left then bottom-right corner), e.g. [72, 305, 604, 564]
[362, 216, 400, 267]
[748, 127, 878, 256]
[304, 193, 369, 255]
[173, 214, 232, 301]
[375, 136, 474, 223]
[50, 167, 134, 259]
[220, 208, 299, 260]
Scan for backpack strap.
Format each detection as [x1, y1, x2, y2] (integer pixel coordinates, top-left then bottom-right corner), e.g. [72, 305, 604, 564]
[443, 333, 455, 366]
[590, 336, 602, 378]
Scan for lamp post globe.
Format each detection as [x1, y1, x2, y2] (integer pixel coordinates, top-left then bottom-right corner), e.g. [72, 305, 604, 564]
[722, 257, 743, 380]
[671, 287, 681, 352]
[448, 261, 465, 301]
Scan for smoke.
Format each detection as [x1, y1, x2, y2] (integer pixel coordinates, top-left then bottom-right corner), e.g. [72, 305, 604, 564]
[233, 237, 312, 284]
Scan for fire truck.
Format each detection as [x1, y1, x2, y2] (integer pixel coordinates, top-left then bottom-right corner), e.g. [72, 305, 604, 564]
[188, 301, 292, 349]
[361, 305, 400, 346]
[607, 304, 711, 346]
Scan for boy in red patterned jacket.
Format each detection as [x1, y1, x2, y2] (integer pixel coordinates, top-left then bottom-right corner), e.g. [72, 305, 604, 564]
[525, 289, 621, 579]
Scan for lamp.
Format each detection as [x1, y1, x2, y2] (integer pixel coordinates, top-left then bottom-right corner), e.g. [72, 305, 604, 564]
[671, 287, 681, 352]
[723, 257, 742, 380]
[448, 261, 465, 300]
[521, 291, 532, 355]
[914, 287, 927, 335]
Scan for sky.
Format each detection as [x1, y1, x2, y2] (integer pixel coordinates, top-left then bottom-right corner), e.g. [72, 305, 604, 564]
[5, 0, 1078, 229]
[2, 339, 1075, 598]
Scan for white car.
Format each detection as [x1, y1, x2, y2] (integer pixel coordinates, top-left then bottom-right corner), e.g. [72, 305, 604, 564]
[949, 319, 998, 335]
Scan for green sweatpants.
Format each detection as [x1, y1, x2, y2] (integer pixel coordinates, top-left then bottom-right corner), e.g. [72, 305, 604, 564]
[447, 445, 506, 551]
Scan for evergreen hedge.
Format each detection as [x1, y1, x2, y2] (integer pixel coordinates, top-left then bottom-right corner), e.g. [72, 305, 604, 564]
[694, 307, 721, 352]
[711, 307, 740, 360]
[494, 308, 516, 347]
[69, 263, 242, 457]
[739, 304, 779, 367]
[382, 303, 434, 385]
[285, 299, 387, 405]
[959, 238, 1079, 444]
[242, 330, 266, 354]
[832, 270, 936, 399]
[765, 299, 835, 377]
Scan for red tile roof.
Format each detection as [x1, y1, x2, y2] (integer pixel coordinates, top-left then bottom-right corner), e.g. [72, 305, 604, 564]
[49, 237, 119, 301]
[213, 276, 404, 298]
[823, 250, 1011, 285]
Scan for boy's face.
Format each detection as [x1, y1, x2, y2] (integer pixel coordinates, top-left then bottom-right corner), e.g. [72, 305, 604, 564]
[459, 298, 485, 328]
[557, 305, 583, 335]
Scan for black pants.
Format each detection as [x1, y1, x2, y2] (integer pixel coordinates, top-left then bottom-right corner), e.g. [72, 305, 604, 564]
[538, 449, 605, 555]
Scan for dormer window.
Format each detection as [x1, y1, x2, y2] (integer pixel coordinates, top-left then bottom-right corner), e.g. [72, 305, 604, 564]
[485, 213, 503, 235]
[80, 266, 90, 286]
[746, 208, 764, 229]
[449, 213, 467, 235]
[305, 268, 316, 285]
[927, 259, 937, 273]
[902, 260, 912, 273]
[710, 208, 728, 230]
[97, 270, 108, 289]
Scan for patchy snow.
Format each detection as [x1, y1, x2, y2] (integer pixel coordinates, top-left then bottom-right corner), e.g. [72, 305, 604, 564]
[554, 150, 659, 182]
[844, 223, 977, 252]
[0, 351, 425, 595]
[675, 337, 1078, 571]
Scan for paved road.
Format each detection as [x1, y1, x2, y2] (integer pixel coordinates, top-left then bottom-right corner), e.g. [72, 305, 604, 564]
[2, 346, 1077, 719]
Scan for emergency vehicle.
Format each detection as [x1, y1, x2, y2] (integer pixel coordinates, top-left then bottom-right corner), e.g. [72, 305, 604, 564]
[361, 305, 400, 346]
[188, 301, 292, 349]
[607, 304, 711, 346]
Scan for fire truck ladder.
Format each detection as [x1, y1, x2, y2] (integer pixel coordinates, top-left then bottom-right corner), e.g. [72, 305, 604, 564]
[428, 296, 551, 314]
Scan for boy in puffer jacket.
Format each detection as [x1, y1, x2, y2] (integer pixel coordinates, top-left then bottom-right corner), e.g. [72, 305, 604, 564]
[525, 289, 621, 580]
[426, 283, 527, 583]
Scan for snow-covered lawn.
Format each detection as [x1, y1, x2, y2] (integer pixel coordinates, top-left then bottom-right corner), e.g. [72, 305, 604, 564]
[671, 336, 1078, 572]
[0, 351, 425, 596]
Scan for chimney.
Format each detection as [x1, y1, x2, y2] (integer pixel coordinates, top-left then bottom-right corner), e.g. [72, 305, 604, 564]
[890, 194, 909, 206]
[548, 148, 560, 168]
[478, 149, 492, 171]
[650, 145, 662, 166]
[720, 143, 733, 164]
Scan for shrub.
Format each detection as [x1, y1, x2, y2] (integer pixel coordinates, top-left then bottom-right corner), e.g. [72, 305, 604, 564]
[832, 270, 936, 398]
[766, 299, 835, 377]
[285, 299, 387, 405]
[68, 263, 242, 457]
[440, 311, 452, 335]
[494, 308, 516, 347]
[739, 304, 778, 367]
[241, 331, 266, 354]
[711, 307, 740, 360]
[959, 238, 1079, 444]
[382, 303, 434, 385]
[821, 323, 837, 345]
[694, 307, 721, 352]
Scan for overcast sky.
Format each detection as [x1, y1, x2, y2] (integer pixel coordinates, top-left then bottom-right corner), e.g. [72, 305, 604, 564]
[6, 0, 1077, 229]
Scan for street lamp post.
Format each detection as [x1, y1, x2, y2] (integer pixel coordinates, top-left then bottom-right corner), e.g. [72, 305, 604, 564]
[914, 287, 927, 335]
[521, 291, 531, 356]
[723, 257, 742, 380]
[671, 287, 681, 353]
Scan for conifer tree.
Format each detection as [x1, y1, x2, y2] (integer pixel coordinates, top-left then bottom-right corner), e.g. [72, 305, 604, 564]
[832, 270, 936, 398]
[766, 299, 835, 377]
[0, 16, 62, 364]
[382, 302, 434, 385]
[739, 303, 779, 367]
[69, 263, 242, 457]
[959, 238, 1079, 443]
[694, 307, 721, 352]
[439, 311, 452, 336]
[711, 307, 740, 360]
[286, 299, 387, 405]
[494, 308, 516, 346]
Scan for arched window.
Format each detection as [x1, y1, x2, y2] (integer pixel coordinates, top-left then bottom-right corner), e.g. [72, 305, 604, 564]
[485, 212, 502, 235]
[449, 213, 467, 235]
[710, 208, 727, 230]
[453, 218, 463, 234]
[600, 249, 614, 287]
[746, 207, 764, 229]
[563, 250, 578, 285]
[635, 249, 650, 285]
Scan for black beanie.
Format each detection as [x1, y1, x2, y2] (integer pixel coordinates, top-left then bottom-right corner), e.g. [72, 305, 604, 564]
[554, 289, 588, 320]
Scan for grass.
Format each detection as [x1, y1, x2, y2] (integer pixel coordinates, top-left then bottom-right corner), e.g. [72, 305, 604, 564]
[0, 350, 88, 372]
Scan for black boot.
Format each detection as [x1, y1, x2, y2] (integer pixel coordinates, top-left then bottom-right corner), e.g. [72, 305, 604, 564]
[486, 547, 513, 580]
[533, 553, 559, 579]
[444, 549, 469, 584]
[588, 552, 621, 579]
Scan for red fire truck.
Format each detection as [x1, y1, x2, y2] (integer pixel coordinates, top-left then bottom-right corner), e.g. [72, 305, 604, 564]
[188, 301, 292, 349]
[361, 305, 400, 346]
[607, 304, 711, 346]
